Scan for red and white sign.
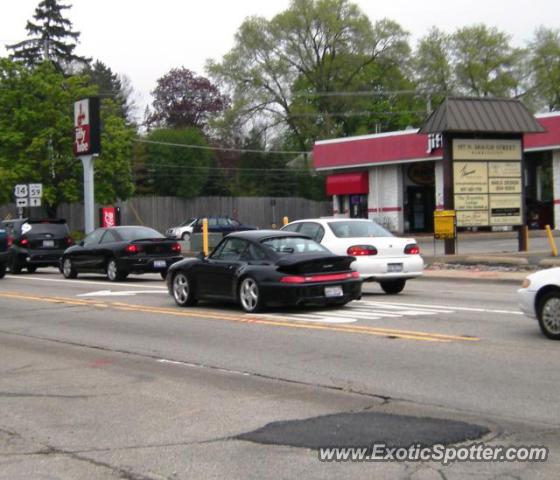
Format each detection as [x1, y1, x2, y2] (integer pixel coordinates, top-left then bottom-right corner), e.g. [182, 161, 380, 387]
[102, 207, 116, 228]
[73, 97, 100, 156]
[74, 99, 90, 155]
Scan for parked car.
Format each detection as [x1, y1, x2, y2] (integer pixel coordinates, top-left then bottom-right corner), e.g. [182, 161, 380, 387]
[167, 230, 362, 313]
[518, 268, 560, 340]
[281, 218, 423, 294]
[0, 226, 8, 278]
[60, 226, 183, 281]
[166, 216, 256, 240]
[1, 218, 73, 274]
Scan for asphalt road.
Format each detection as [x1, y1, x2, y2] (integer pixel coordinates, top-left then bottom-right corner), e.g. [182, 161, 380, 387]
[0, 269, 559, 479]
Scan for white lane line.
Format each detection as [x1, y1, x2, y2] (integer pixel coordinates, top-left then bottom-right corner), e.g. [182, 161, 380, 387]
[77, 290, 168, 297]
[5, 275, 167, 290]
[364, 301, 522, 315]
[359, 302, 453, 315]
[321, 309, 401, 319]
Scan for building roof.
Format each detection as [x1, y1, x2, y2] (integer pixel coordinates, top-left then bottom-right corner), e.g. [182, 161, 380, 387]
[418, 97, 546, 134]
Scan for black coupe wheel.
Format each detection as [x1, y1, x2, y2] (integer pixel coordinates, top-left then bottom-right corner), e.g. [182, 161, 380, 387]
[238, 276, 264, 313]
[538, 291, 560, 340]
[62, 257, 78, 279]
[0, 263, 6, 279]
[106, 258, 127, 282]
[380, 279, 406, 295]
[172, 272, 197, 307]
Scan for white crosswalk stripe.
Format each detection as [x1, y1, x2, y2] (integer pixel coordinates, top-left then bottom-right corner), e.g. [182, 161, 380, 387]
[260, 300, 458, 324]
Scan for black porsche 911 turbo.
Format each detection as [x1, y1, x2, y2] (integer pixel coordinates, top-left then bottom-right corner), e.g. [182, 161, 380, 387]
[166, 230, 362, 313]
[60, 226, 183, 281]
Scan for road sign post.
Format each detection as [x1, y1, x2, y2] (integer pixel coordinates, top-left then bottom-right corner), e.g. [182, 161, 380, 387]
[14, 183, 42, 217]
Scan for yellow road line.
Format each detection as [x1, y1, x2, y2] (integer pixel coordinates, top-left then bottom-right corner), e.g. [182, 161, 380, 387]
[0, 291, 479, 344]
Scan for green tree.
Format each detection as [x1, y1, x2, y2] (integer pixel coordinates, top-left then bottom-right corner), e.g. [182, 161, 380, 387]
[6, 0, 89, 73]
[452, 24, 521, 97]
[414, 27, 454, 106]
[0, 59, 134, 216]
[144, 128, 214, 198]
[83, 60, 136, 123]
[528, 27, 560, 111]
[208, 0, 411, 147]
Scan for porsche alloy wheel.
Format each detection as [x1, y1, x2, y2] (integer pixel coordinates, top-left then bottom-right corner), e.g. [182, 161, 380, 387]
[239, 277, 264, 313]
[172, 272, 197, 307]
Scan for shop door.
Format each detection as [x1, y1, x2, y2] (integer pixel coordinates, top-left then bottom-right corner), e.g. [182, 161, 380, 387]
[349, 195, 368, 218]
[407, 187, 435, 232]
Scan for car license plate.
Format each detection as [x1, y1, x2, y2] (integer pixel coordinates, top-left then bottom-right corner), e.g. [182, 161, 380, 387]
[387, 263, 403, 273]
[153, 260, 166, 268]
[324, 285, 344, 298]
[43, 240, 54, 248]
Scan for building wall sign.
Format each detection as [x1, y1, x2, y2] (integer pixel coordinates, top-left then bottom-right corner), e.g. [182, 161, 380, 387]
[452, 139, 523, 227]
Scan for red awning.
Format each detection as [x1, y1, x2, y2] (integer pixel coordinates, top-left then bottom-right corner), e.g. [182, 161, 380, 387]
[326, 172, 369, 196]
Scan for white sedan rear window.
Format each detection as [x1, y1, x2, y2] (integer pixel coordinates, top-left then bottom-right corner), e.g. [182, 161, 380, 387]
[328, 220, 393, 238]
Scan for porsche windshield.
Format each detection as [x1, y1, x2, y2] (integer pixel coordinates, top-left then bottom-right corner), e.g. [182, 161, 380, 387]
[260, 236, 328, 255]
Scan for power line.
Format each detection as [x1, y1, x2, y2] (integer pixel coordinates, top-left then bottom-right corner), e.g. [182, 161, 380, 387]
[134, 163, 315, 172]
[292, 88, 438, 98]
[134, 138, 309, 155]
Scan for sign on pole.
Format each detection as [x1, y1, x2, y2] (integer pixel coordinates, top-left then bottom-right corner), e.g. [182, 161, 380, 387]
[29, 183, 43, 198]
[74, 97, 101, 156]
[74, 97, 101, 234]
[14, 184, 28, 198]
[14, 183, 42, 209]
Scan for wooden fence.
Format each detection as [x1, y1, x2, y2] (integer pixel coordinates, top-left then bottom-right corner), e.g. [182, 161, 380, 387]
[0, 196, 332, 233]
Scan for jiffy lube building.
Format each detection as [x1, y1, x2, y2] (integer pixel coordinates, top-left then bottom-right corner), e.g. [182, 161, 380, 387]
[313, 97, 560, 237]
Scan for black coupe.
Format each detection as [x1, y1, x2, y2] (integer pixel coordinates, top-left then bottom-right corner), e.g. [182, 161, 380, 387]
[166, 230, 362, 313]
[60, 226, 183, 281]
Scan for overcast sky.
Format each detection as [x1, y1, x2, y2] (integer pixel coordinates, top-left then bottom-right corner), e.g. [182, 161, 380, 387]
[1, 0, 558, 120]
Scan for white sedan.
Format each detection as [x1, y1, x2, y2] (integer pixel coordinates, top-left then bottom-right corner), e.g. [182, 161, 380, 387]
[281, 218, 423, 294]
[518, 267, 560, 340]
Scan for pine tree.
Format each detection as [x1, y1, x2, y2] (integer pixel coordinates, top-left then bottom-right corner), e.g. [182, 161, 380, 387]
[6, 0, 89, 72]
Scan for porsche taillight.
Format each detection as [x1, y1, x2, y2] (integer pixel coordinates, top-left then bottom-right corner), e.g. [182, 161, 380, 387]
[280, 272, 359, 283]
[347, 245, 377, 256]
[404, 244, 420, 255]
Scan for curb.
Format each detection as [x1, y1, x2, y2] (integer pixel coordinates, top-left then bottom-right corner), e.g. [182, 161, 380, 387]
[416, 274, 525, 285]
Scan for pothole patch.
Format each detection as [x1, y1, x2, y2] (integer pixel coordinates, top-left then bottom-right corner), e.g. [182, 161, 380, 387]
[236, 411, 490, 449]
